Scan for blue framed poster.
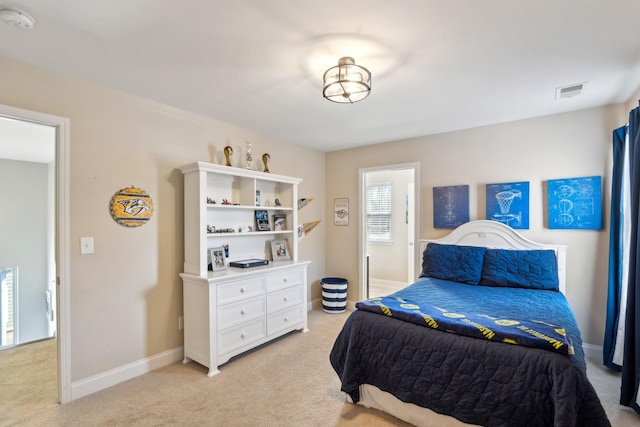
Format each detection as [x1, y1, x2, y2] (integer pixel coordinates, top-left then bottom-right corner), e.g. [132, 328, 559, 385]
[486, 181, 529, 229]
[547, 176, 602, 229]
[433, 185, 469, 228]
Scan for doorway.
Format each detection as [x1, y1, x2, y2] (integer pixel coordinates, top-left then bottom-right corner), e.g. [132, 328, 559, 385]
[359, 163, 420, 299]
[0, 104, 70, 403]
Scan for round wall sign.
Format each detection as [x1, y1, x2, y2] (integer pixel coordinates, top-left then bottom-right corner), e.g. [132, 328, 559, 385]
[110, 186, 154, 227]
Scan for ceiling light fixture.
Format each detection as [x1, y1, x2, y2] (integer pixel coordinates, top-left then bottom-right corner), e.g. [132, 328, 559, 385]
[0, 8, 35, 29]
[323, 57, 371, 104]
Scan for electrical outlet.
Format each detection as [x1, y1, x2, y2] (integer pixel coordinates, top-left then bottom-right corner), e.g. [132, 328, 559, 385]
[178, 315, 184, 330]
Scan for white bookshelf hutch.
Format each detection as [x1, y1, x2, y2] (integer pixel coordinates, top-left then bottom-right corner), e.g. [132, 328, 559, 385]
[179, 161, 310, 376]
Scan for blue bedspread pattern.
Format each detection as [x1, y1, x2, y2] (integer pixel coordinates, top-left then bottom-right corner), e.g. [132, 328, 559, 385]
[356, 295, 574, 355]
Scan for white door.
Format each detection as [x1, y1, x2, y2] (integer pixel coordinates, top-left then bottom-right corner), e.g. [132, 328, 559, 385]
[407, 182, 415, 283]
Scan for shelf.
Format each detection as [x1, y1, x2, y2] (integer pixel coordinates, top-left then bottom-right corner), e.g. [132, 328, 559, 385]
[207, 230, 294, 237]
[207, 204, 293, 211]
[181, 160, 301, 276]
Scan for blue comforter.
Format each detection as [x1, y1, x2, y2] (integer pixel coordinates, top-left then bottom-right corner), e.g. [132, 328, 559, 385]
[330, 278, 609, 426]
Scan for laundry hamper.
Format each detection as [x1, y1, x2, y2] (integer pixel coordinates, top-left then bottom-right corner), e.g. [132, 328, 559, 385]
[321, 277, 348, 313]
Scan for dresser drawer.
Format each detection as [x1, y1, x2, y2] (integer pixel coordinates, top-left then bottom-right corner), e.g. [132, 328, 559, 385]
[267, 285, 303, 313]
[267, 305, 304, 335]
[266, 268, 304, 292]
[217, 295, 266, 330]
[217, 277, 265, 305]
[217, 317, 266, 356]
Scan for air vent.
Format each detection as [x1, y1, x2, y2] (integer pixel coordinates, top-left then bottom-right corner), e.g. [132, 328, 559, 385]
[555, 82, 586, 100]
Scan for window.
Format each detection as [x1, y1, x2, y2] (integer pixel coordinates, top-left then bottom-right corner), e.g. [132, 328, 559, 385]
[367, 183, 392, 242]
[1, 266, 16, 348]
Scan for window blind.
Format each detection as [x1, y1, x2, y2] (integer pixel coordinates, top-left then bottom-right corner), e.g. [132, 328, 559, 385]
[367, 183, 392, 241]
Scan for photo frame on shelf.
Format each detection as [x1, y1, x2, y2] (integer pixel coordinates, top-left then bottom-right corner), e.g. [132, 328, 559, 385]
[273, 213, 287, 231]
[270, 239, 290, 261]
[208, 246, 227, 271]
[255, 210, 270, 231]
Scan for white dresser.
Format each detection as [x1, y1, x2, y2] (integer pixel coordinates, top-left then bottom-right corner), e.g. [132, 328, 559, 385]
[179, 161, 310, 376]
[181, 262, 309, 376]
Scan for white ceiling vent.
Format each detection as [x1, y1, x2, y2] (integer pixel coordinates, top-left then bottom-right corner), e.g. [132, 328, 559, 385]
[555, 82, 586, 100]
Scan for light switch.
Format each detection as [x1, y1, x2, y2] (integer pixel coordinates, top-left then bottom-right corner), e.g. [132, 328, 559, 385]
[80, 237, 94, 255]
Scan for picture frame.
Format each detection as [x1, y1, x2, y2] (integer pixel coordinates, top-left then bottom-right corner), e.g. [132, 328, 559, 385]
[270, 239, 290, 261]
[334, 198, 349, 226]
[255, 209, 270, 231]
[208, 246, 227, 271]
[273, 213, 287, 231]
[485, 181, 530, 229]
[433, 185, 470, 229]
[547, 176, 602, 229]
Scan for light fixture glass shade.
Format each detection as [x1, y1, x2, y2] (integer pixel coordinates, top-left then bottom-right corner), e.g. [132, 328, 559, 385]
[323, 57, 371, 103]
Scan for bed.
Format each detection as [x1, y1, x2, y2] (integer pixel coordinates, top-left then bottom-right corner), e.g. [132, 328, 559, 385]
[330, 220, 610, 427]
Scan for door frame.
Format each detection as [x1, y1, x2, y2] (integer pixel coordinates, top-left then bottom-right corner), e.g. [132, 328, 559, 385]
[359, 162, 420, 301]
[0, 104, 71, 403]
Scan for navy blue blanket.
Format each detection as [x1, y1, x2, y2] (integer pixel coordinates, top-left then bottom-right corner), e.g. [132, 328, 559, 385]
[356, 295, 574, 355]
[330, 278, 609, 426]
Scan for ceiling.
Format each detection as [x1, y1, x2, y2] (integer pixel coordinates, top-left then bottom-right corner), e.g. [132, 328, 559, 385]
[1, 0, 640, 153]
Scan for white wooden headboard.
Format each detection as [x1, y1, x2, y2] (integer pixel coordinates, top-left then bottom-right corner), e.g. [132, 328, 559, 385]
[419, 220, 567, 294]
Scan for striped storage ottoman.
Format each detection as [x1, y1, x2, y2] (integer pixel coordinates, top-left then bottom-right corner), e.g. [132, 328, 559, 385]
[321, 277, 348, 313]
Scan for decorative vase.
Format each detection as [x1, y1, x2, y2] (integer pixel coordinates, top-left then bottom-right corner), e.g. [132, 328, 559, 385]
[262, 153, 270, 173]
[244, 142, 253, 170]
[224, 146, 233, 167]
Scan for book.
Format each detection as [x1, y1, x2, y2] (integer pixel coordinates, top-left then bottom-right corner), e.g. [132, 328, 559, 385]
[229, 259, 269, 268]
[255, 210, 270, 231]
[273, 213, 287, 231]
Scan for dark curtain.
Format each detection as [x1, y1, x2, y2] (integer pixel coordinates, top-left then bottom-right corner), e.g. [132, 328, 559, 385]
[621, 101, 640, 412]
[604, 125, 626, 371]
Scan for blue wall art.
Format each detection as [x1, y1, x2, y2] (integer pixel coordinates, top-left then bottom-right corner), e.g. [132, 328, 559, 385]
[486, 181, 529, 229]
[433, 185, 470, 228]
[547, 176, 602, 229]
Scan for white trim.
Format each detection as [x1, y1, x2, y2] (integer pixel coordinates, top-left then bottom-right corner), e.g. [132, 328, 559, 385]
[0, 104, 71, 403]
[582, 343, 603, 363]
[71, 347, 184, 400]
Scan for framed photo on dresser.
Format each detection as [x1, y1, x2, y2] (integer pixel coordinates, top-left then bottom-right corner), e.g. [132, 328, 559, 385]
[270, 239, 290, 261]
[208, 247, 227, 271]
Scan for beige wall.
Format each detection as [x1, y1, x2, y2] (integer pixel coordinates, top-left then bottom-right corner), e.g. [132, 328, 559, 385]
[327, 104, 629, 346]
[0, 56, 325, 382]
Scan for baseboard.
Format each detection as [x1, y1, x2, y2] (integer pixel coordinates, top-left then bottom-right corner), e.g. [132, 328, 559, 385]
[369, 278, 407, 288]
[583, 343, 603, 363]
[71, 346, 184, 401]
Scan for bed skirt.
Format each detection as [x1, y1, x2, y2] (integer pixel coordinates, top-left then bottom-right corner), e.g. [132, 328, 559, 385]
[350, 384, 481, 427]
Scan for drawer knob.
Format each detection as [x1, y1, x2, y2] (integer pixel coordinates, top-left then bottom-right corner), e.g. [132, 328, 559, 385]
[284, 317, 288, 322]
[283, 297, 288, 302]
[283, 278, 287, 282]
[240, 288, 245, 293]
[240, 309, 246, 315]
[240, 333, 246, 339]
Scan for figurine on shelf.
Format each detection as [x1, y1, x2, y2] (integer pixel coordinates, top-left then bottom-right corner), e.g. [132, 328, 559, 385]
[275, 198, 281, 207]
[262, 153, 270, 173]
[244, 141, 253, 170]
[206, 197, 216, 204]
[221, 199, 231, 205]
[207, 225, 216, 234]
[224, 146, 233, 167]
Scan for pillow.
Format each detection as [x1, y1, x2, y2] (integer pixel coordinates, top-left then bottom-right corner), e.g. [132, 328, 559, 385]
[420, 243, 486, 285]
[480, 248, 559, 291]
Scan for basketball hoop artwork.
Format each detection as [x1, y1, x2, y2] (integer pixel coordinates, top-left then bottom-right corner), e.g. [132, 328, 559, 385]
[485, 181, 529, 229]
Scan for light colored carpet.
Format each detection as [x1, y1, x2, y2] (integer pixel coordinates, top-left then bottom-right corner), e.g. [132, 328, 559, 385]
[1, 309, 640, 426]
